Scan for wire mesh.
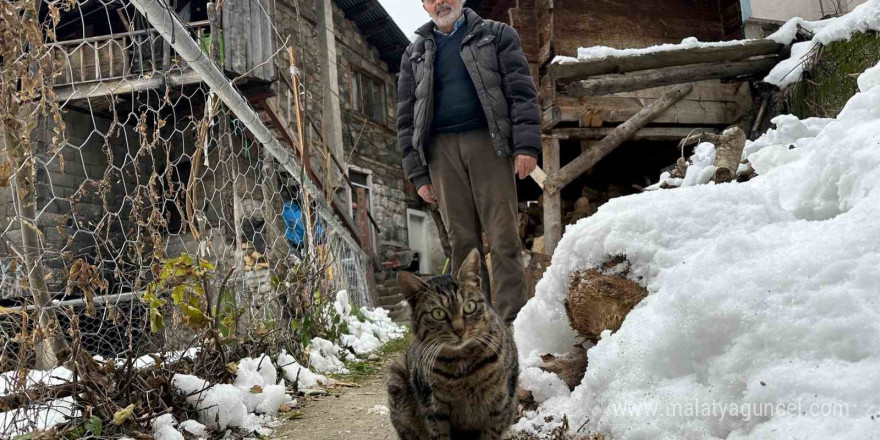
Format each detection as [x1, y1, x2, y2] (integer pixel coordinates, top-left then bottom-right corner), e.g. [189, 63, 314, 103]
[1, 0, 373, 435]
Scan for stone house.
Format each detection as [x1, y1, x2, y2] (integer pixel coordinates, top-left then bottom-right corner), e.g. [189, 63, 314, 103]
[0, 0, 446, 322]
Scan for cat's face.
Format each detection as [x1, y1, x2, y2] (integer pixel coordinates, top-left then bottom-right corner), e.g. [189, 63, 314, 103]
[398, 249, 491, 349]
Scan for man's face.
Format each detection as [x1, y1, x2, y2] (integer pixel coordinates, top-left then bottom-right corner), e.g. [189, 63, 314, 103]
[423, 0, 464, 29]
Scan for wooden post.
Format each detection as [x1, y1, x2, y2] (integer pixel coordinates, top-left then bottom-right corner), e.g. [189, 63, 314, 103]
[542, 136, 562, 255]
[355, 187, 375, 302]
[545, 84, 694, 193]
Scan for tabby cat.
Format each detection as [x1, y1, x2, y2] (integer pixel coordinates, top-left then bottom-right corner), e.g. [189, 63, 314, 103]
[387, 249, 519, 440]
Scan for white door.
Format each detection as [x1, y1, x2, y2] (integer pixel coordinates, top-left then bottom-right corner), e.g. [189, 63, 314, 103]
[407, 209, 431, 274]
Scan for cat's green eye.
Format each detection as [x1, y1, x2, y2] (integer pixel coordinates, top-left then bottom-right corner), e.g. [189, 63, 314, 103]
[431, 308, 447, 321]
[463, 300, 477, 314]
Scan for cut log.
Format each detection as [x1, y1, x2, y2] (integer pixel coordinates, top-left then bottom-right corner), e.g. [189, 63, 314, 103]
[539, 345, 588, 390]
[566, 58, 778, 97]
[703, 127, 747, 183]
[549, 39, 784, 81]
[565, 258, 648, 343]
[545, 84, 693, 193]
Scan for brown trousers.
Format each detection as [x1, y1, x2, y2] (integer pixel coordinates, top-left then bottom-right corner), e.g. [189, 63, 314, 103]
[427, 128, 528, 323]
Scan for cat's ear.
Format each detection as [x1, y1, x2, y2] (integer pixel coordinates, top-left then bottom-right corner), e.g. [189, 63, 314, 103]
[398, 271, 426, 302]
[456, 248, 482, 290]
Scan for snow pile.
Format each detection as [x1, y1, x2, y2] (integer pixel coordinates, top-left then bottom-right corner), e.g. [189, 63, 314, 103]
[765, 0, 880, 86]
[646, 141, 717, 190]
[0, 396, 78, 437]
[553, 37, 752, 64]
[857, 61, 880, 92]
[234, 355, 288, 415]
[513, 63, 880, 439]
[178, 419, 208, 438]
[309, 337, 351, 374]
[153, 414, 184, 440]
[307, 290, 406, 373]
[172, 375, 248, 430]
[0, 366, 73, 395]
[278, 350, 328, 389]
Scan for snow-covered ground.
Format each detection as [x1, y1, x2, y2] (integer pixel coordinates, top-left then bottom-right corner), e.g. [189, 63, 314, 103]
[514, 19, 880, 440]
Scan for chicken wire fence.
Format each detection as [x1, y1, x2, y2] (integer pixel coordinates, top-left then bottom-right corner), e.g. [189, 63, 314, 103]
[1, 1, 371, 431]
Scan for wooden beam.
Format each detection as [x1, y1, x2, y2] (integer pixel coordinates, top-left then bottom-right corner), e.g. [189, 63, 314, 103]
[566, 58, 778, 97]
[548, 39, 783, 81]
[542, 136, 562, 255]
[552, 126, 719, 141]
[361, 17, 393, 37]
[542, 97, 746, 130]
[52, 70, 203, 102]
[545, 84, 693, 193]
[345, 0, 378, 20]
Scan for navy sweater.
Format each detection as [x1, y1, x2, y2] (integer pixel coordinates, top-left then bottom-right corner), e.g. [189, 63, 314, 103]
[432, 28, 487, 133]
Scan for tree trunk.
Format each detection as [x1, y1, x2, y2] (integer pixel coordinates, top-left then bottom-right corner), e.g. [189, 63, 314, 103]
[3, 122, 68, 370]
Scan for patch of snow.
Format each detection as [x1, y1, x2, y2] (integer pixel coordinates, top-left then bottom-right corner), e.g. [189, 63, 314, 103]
[179, 419, 209, 438]
[513, 61, 880, 439]
[153, 414, 184, 440]
[857, 62, 880, 92]
[172, 375, 247, 430]
[0, 396, 79, 437]
[552, 37, 752, 64]
[766, 0, 880, 86]
[278, 350, 328, 389]
[309, 337, 350, 374]
[681, 142, 717, 187]
[368, 405, 390, 416]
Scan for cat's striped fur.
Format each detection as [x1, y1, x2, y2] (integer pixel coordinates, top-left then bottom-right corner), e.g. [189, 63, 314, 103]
[388, 249, 519, 440]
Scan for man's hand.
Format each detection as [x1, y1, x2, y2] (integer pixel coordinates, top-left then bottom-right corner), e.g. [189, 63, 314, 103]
[514, 154, 537, 179]
[418, 184, 438, 204]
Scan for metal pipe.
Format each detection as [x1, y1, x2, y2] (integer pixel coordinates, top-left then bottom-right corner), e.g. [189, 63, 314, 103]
[128, 0, 370, 297]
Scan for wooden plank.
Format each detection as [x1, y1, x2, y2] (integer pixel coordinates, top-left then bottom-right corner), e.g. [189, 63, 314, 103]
[542, 136, 561, 255]
[542, 96, 747, 128]
[545, 84, 694, 193]
[261, 0, 275, 80]
[548, 39, 783, 81]
[529, 165, 546, 189]
[552, 126, 720, 141]
[566, 58, 778, 97]
[223, 0, 247, 74]
[248, 0, 261, 78]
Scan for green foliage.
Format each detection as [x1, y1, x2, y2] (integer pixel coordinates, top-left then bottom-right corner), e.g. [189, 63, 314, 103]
[84, 416, 102, 437]
[790, 31, 880, 118]
[142, 253, 216, 333]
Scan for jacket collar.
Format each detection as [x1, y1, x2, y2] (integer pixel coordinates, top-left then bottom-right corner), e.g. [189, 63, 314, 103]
[415, 7, 485, 40]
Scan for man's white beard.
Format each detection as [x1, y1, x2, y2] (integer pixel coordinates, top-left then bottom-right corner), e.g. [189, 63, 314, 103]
[432, 3, 463, 29]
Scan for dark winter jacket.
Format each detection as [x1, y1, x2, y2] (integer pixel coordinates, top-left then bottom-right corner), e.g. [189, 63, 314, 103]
[397, 8, 541, 189]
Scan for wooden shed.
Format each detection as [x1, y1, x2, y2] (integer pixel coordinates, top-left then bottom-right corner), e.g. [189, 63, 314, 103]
[467, 0, 774, 255]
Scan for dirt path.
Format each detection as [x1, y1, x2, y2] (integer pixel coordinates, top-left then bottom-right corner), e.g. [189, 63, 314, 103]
[270, 359, 399, 440]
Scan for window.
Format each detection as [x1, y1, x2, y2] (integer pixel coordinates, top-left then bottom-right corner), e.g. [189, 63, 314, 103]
[347, 166, 377, 252]
[351, 70, 386, 123]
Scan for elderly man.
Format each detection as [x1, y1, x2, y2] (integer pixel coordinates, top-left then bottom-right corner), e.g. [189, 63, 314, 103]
[397, 0, 541, 323]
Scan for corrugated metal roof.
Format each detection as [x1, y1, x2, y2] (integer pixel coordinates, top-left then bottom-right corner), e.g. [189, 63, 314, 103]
[336, 0, 411, 73]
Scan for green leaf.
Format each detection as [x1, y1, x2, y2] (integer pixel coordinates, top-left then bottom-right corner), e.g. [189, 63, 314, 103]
[199, 259, 216, 271]
[85, 415, 102, 436]
[290, 319, 300, 331]
[180, 304, 208, 329]
[150, 308, 165, 332]
[113, 404, 135, 425]
[171, 285, 185, 304]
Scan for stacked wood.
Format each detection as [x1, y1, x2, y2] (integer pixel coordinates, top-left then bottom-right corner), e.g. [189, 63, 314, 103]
[703, 127, 747, 183]
[550, 40, 783, 97]
[565, 257, 648, 343]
